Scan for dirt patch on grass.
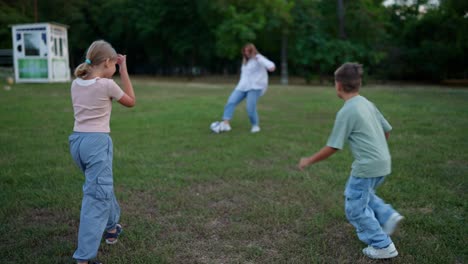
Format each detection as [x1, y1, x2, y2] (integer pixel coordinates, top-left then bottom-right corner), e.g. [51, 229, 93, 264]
[0, 207, 78, 262]
[117, 178, 321, 263]
[112, 177, 419, 263]
[405, 206, 433, 214]
[120, 188, 159, 218]
[16, 207, 78, 238]
[318, 222, 376, 264]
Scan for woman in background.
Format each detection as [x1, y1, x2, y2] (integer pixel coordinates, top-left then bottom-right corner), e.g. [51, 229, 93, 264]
[211, 43, 275, 134]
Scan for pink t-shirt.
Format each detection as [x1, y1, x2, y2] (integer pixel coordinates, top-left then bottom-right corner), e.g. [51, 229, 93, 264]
[71, 78, 125, 133]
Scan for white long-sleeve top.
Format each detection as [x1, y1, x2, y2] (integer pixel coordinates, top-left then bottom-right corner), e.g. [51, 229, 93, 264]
[234, 54, 275, 94]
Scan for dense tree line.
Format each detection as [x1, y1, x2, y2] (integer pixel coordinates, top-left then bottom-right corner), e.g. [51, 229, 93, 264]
[0, 0, 466, 81]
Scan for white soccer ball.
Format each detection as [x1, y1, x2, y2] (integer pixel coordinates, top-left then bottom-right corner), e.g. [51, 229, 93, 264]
[210, 121, 221, 133]
[3, 85, 11, 91]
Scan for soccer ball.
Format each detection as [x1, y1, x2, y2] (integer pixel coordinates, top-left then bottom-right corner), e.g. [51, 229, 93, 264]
[210, 121, 221, 133]
[6, 77, 14, 85]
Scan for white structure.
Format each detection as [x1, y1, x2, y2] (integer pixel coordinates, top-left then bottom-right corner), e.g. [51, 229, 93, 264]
[11, 23, 70, 83]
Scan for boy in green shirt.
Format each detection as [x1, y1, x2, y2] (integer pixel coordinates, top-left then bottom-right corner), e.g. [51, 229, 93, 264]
[298, 63, 403, 259]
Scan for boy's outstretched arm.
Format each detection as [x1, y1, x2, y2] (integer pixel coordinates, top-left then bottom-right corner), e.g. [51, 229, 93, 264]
[298, 146, 338, 170]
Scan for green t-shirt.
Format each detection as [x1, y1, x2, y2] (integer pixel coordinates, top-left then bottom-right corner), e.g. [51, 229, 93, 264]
[327, 95, 392, 178]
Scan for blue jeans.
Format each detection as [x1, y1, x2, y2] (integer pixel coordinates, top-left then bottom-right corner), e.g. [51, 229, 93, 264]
[69, 132, 121, 261]
[223, 89, 262, 126]
[344, 176, 396, 249]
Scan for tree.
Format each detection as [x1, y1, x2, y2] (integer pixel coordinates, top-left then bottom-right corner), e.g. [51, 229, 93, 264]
[210, 0, 293, 80]
[337, 0, 346, 39]
[0, 1, 34, 48]
[290, 0, 388, 82]
[382, 0, 468, 80]
[1, 0, 465, 81]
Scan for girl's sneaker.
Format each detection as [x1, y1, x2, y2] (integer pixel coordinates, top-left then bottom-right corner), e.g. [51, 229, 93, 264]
[104, 224, 123, 245]
[383, 213, 404, 235]
[362, 242, 398, 259]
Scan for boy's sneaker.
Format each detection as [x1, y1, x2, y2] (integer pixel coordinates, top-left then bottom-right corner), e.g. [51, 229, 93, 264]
[251, 125, 261, 133]
[383, 213, 404, 235]
[363, 242, 398, 259]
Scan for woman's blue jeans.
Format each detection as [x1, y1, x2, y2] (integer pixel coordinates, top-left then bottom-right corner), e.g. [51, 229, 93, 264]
[223, 89, 262, 126]
[344, 176, 397, 249]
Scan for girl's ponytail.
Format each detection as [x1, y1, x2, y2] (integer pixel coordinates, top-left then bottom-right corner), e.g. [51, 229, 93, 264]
[74, 62, 91, 78]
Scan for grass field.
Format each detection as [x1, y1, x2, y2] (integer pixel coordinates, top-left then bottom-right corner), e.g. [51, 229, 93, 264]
[0, 79, 467, 264]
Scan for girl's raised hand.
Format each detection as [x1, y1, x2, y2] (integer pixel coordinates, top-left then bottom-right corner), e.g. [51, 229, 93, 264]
[117, 54, 126, 65]
[116, 54, 127, 72]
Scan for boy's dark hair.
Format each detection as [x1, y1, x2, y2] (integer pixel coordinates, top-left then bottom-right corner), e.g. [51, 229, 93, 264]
[334, 63, 363, 92]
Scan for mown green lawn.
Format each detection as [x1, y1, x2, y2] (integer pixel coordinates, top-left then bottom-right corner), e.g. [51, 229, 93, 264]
[0, 79, 466, 263]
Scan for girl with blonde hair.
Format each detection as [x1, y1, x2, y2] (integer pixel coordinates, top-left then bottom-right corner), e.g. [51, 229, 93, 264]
[69, 40, 135, 264]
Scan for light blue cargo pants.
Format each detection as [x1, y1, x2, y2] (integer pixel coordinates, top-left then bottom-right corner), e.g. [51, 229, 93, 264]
[69, 132, 120, 261]
[344, 176, 397, 249]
